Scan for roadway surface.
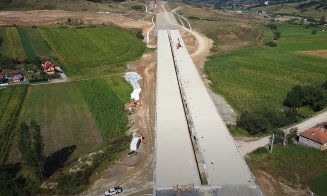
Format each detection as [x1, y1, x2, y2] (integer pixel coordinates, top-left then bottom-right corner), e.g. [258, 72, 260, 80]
[154, 2, 262, 195]
[155, 30, 201, 188]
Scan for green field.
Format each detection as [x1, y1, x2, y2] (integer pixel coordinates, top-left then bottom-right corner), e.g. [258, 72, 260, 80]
[205, 24, 327, 113]
[8, 83, 104, 162]
[78, 79, 128, 138]
[23, 27, 52, 58]
[247, 145, 327, 192]
[0, 86, 27, 165]
[309, 172, 327, 196]
[17, 27, 36, 61]
[5, 27, 27, 62]
[39, 26, 145, 78]
[0, 28, 12, 58]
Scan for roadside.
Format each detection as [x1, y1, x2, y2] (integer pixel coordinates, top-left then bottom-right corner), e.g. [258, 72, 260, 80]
[237, 109, 327, 156]
[84, 52, 156, 196]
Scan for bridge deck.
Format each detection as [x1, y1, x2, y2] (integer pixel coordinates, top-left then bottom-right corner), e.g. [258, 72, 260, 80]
[154, 30, 200, 188]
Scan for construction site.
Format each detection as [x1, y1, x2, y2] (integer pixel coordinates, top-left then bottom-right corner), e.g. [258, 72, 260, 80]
[154, 10, 262, 194]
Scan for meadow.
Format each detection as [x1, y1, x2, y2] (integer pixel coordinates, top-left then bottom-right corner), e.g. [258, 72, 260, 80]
[5, 27, 26, 62]
[39, 26, 145, 78]
[247, 145, 327, 194]
[205, 24, 327, 113]
[8, 82, 104, 162]
[0, 86, 27, 165]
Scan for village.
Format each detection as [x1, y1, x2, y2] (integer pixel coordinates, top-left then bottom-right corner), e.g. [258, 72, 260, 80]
[0, 58, 67, 87]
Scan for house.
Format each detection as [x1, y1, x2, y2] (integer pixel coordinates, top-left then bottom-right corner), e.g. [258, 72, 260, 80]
[42, 60, 57, 74]
[299, 127, 327, 150]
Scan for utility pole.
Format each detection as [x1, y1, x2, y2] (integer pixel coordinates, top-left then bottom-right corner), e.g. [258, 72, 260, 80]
[270, 134, 274, 153]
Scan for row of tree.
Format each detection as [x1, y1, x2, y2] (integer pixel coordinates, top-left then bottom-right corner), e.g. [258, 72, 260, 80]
[237, 80, 327, 135]
[283, 81, 327, 111]
[237, 108, 298, 135]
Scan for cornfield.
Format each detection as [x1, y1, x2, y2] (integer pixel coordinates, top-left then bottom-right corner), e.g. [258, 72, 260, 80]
[0, 85, 27, 165]
[78, 79, 128, 139]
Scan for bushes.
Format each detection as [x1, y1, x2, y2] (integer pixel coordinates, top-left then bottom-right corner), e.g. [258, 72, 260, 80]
[237, 109, 298, 135]
[131, 4, 143, 11]
[265, 41, 277, 47]
[283, 82, 327, 111]
[78, 79, 128, 139]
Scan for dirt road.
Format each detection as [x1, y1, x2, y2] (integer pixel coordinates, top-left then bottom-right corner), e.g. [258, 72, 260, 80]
[237, 110, 327, 156]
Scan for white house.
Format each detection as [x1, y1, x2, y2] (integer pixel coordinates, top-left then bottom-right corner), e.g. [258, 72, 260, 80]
[299, 128, 327, 150]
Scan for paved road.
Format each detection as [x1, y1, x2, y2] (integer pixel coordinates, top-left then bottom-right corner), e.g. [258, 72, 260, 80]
[237, 110, 327, 156]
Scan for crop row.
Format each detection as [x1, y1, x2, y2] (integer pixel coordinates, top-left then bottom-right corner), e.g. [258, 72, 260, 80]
[78, 79, 128, 139]
[17, 27, 36, 61]
[0, 85, 27, 165]
[205, 47, 327, 113]
[5, 27, 27, 62]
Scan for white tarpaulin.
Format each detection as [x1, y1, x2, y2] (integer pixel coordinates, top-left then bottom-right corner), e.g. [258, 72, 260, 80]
[124, 72, 142, 101]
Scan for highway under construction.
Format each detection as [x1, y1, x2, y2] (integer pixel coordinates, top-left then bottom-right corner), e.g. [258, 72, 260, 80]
[154, 8, 263, 196]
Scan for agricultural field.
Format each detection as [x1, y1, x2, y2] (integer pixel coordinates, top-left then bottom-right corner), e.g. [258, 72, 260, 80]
[250, 1, 327, 18]
[39, 26, 145, 78]
[5, 27, 27, 62]
[16, 27, 36, 61]
[78, 79, 128, 138]
[205, 24, 327, 113]
[0, 85, 27, 165]
[247, 145, 327, 195]
[0, 28, 12, 58]
[8, 83, 104, 162]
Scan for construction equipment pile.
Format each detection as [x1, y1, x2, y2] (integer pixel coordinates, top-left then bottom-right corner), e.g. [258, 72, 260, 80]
[124, 72, 142, 101]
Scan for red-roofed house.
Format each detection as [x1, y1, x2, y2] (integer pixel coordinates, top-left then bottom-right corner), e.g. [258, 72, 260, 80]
[43, 60, 56, 75]
[299, 128, 327, 150]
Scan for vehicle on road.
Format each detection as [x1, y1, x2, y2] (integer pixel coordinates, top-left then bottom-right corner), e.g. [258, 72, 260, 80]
[104, 186, 123, 196]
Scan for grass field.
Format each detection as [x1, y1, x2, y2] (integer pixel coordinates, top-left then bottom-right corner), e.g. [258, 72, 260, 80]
[250, 2, 327, 18]
[5, 27, 26, 62]
[39, 26, 145, 78]
[309, 172, 327, 196]
[17, 27, 36, 61]
[205, 24, 327, 113]
[23, 27, 53, 58]
[8, 83, 104, 162]
[247, 145, 327, 192]
[0, 86, 27, 165]
[0, 28, 12, 58]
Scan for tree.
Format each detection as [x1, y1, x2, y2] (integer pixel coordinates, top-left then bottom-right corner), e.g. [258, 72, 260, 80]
[18, 121, 44, 181]
[237, 111, 270, 135]
[312, 29, 317, 35]
[283, 85, 303, 108]
[273, 31, 281, 40]
[320, 16, 326, 25]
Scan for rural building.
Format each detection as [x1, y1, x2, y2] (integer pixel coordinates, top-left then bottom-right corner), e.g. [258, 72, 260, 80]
[299, 128, 327, 150]
[42, 60, 57, 75]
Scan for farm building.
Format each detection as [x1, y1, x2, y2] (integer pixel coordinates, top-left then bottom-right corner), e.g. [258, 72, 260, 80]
[299, 127, 327, 150]
[42, 60, 57, 75]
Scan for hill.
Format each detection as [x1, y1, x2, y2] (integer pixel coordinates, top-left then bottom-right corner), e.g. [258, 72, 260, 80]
[0, 0, 146, 12]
